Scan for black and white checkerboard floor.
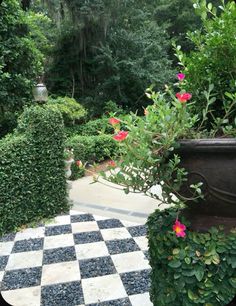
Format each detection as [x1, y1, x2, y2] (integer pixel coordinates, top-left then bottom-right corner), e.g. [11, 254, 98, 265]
[0, 210, 153, 306]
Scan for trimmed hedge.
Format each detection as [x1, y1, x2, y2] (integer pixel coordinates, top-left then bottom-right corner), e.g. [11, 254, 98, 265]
[147, 208, 236, 306]
[47, 96, 87, 126]
[0, 105, 69, 235]
[65, 118, 114, 137]
[66, 134, 118, 180]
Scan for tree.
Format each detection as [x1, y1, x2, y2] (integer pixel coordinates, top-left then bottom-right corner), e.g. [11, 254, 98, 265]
[154, 0, 202, 53]
[45, 0, 174, 115]
[0, 0, 48, 137]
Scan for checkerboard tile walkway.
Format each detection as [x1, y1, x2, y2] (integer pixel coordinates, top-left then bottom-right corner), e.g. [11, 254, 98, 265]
[0, 210, 153, 306]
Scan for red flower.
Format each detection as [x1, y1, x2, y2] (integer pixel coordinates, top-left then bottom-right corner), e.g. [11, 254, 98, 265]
[177, 73, 185, 81]
[108, 160, 116, 168]
[173, 220, 186, 238]
[176, 92, 192, 103]
[76, 160, 82, 167]
[113, 130, 128, 141]
[109, 117, 120, 125]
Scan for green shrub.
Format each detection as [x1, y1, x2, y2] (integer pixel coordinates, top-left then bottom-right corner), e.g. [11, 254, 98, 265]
[66, 134, 118, 180]
[48, 96, 87, 126]
[0, 105, 69, 235]
[147, 208, 236, 306]
[65, 118, 114, 137]
[103, 100, 124, 115]
[70, 163, 85, 180]
[65, 114, 129, 138]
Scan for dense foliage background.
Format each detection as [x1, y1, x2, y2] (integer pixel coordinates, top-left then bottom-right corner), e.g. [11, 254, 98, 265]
[0, 0, 45, 136]
[0, 0, 206, 137]
[1, 0, 232, 135]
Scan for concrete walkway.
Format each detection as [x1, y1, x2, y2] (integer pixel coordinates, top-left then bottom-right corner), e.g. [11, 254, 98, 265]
[69, 176, 168, 224]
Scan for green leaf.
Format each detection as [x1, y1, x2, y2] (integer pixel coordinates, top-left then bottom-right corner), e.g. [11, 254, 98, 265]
[184, 257, 191, 264]
[207, 3, 212, 11]
[188, 289, 198, 301]
[194, 269, 204, 281]
[229, 278, 236, 289]
[168, 260, 181, 268]
[173, 248, 180, 255]
[212, 254, 220, 265]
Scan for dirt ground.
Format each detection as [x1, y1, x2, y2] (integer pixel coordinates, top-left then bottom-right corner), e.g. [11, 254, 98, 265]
[85, 160, 110, 176]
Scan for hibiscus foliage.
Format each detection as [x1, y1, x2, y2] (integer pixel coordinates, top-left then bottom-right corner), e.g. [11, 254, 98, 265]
[100, 88, 198, 207]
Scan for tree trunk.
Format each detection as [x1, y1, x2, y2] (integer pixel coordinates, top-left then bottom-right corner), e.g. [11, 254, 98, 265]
[21, 0, 31, 11]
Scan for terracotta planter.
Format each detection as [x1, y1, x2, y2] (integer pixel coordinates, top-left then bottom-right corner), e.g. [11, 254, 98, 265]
[176, 138, 236, 232]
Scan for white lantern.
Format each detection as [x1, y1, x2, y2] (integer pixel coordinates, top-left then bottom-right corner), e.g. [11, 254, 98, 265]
[32, 82, 48, 103]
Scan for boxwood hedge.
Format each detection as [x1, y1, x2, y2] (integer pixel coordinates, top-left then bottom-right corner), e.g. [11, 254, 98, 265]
[0, 105, 70, 235]
[147, 208, 236, 306]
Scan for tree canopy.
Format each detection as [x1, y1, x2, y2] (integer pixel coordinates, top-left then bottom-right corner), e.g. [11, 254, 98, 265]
[44, 0, 174, 115]
[0, 0, 46, 136]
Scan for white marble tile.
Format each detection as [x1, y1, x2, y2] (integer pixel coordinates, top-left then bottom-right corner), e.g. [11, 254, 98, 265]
[44, 233, 74, 250]
[70, 210, 86, 215]
[129, 292, 153, 306]
[111, 251, 150, 273]
[133, 236, 148, 250]
[75, 241, 109, 260]
[120, 220, 141, 227]
[71, 221, 99, 233]
[93, 214, 111, 221]
[15, 227, 44, 241]
[82, 274, 127, 304]
[100, 228, 132, 241]
[46, 215, 71, 226]
[2, 286, 41, 306]
[41, 261, 80, 286]
[6, 250, 43, 270]
[0, 271, 4, 282]
[0, 241, 14, 255]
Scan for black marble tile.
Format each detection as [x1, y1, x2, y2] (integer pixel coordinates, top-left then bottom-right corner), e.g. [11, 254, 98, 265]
[97, 219, 124, 229]
[120, 269, 151, 295]
[43, 246, 76, 265]
[45, 225, 72, 236]
[73, 231, 103, 245]
[0, 233, 16, 242]
[127, 225, 147, 237]
[71, 214, 94, 223]
[12, 238, 44, 253]
[87, 298, 132, 306]
[41, 281, 84, 306]
[0, 256, 8, 271]
[79, 256, 116, 279]
[105, 238, 140, 255]
[1, 267, 42, 290]
[143, 250, 150, 261]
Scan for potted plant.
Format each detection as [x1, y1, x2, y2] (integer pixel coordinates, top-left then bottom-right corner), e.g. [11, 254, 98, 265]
[99, 1, 236, 305]
[101, 0, 236, 232]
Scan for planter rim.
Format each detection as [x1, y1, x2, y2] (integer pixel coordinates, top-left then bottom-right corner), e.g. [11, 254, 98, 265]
[178, 138, 236, 152]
